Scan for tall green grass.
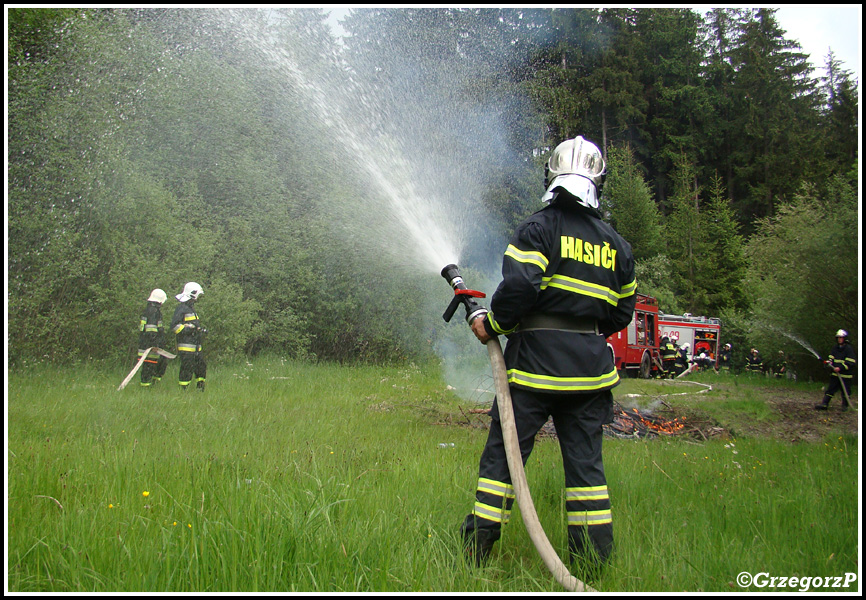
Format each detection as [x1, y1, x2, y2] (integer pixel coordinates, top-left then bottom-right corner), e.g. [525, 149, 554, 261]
[7, 358, 859, 592]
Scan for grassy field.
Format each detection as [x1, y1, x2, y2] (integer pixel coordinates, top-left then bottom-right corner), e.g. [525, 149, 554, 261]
[6, 357, 860, 592]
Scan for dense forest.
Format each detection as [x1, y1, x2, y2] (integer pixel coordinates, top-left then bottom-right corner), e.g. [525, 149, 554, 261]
[7, 8, 859, 379]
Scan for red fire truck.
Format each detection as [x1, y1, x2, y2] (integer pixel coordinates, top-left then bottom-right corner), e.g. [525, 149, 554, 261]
[607, 294, 722, 378]
[658, 313, 722, 366]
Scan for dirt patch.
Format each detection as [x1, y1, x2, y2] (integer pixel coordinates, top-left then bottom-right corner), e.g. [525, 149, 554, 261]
[638, 384, 858, 443]
[450, 386, 858, 444]
[730, 387, 858, 443]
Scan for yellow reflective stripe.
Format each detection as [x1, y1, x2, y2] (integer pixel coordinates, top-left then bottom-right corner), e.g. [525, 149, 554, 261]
[567, 509, 612, 526]
[477, 478, 515, 499]
[144, 324, 160, 332]
[177, 343, 198, 352]
[184, 313, 198, 322]
[139, 319, 146, 332]
[172, 323, 185, 334]
[505, 244, 549, 271]
[473, 501, 511, 524]
[541, 274, 634, 307]
[487, 312, 518, 336]
[507, 368, 619, 392]
[566, 486, 609, 501]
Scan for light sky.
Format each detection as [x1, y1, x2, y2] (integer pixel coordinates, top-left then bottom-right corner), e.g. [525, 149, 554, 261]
[755, 6, 860, 79]
[324, 6, 862, 81]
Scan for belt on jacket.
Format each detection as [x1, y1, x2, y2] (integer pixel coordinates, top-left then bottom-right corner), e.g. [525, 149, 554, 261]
[518, 313, 599, 334]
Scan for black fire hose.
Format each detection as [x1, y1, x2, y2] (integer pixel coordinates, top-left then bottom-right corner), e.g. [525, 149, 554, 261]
[442, 265, 594, 593]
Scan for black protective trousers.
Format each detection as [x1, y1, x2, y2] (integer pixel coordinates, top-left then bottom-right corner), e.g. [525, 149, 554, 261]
[822, 375, 853, 408]
[461, 386, 615, 564]
[178, 351, 207, 388]
[140, 353, 167, 385]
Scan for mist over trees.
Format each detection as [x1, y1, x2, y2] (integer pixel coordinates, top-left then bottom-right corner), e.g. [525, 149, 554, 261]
[7, 7, 859, 378]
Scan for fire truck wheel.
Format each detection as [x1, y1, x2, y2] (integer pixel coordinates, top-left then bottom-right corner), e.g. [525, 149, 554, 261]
[640, 352, 652, 379]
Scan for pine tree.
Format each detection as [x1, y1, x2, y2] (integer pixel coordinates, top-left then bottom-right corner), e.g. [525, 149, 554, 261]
[590, 9, 646, 156]
[727, 8, 820, 228]
[700, 175, 748, 313]
[665, 155, 708, 312]
[601, 144, 663, 261]
[632, 8, 708, 209]
[698, 8, 743, 201]
[820, 50, 858, 177]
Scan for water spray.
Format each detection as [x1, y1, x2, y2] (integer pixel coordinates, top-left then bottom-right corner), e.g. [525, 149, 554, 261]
[439, 264, 593, 593]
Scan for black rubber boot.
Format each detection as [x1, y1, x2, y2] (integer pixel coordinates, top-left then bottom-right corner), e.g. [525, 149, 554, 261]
[568, 525, 613, 577]
[460, 520, 499, 567]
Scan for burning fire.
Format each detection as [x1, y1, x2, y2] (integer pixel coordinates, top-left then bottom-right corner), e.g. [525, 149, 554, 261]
[604, 403, 686, 439]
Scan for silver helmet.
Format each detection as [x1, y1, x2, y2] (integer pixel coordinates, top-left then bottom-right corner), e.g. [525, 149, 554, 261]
[542, 136, 606, 209]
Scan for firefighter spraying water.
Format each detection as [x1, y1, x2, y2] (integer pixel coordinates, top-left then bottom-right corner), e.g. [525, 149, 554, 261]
[440, 264, 594, 593]
[814, 329, 857, 411]
[439, 136, 636, 592]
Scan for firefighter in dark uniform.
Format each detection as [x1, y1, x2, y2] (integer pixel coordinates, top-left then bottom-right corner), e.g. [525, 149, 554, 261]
[461, 136, 636, 570]
[772, 351, 788, 378]
[746, 348, 763, 375]
[660, 336, 677, 378]
[138, 288, 168, 386]
[815, 329, 856, 411]
[171, 282, 207, 391]
[674, 343, 690, 376]
[718, 343, 733, 373]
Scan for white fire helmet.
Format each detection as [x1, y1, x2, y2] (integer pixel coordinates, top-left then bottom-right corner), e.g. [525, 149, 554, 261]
[682, 343, 690, 350]
[147, 288, 167, 304]
[542, 136, 606, 209]
[176, 282, 204, 303]
[835, 329, 848, 339]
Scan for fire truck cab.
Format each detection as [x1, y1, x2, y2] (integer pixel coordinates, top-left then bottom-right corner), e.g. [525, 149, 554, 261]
[607, 293, 662, 378]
